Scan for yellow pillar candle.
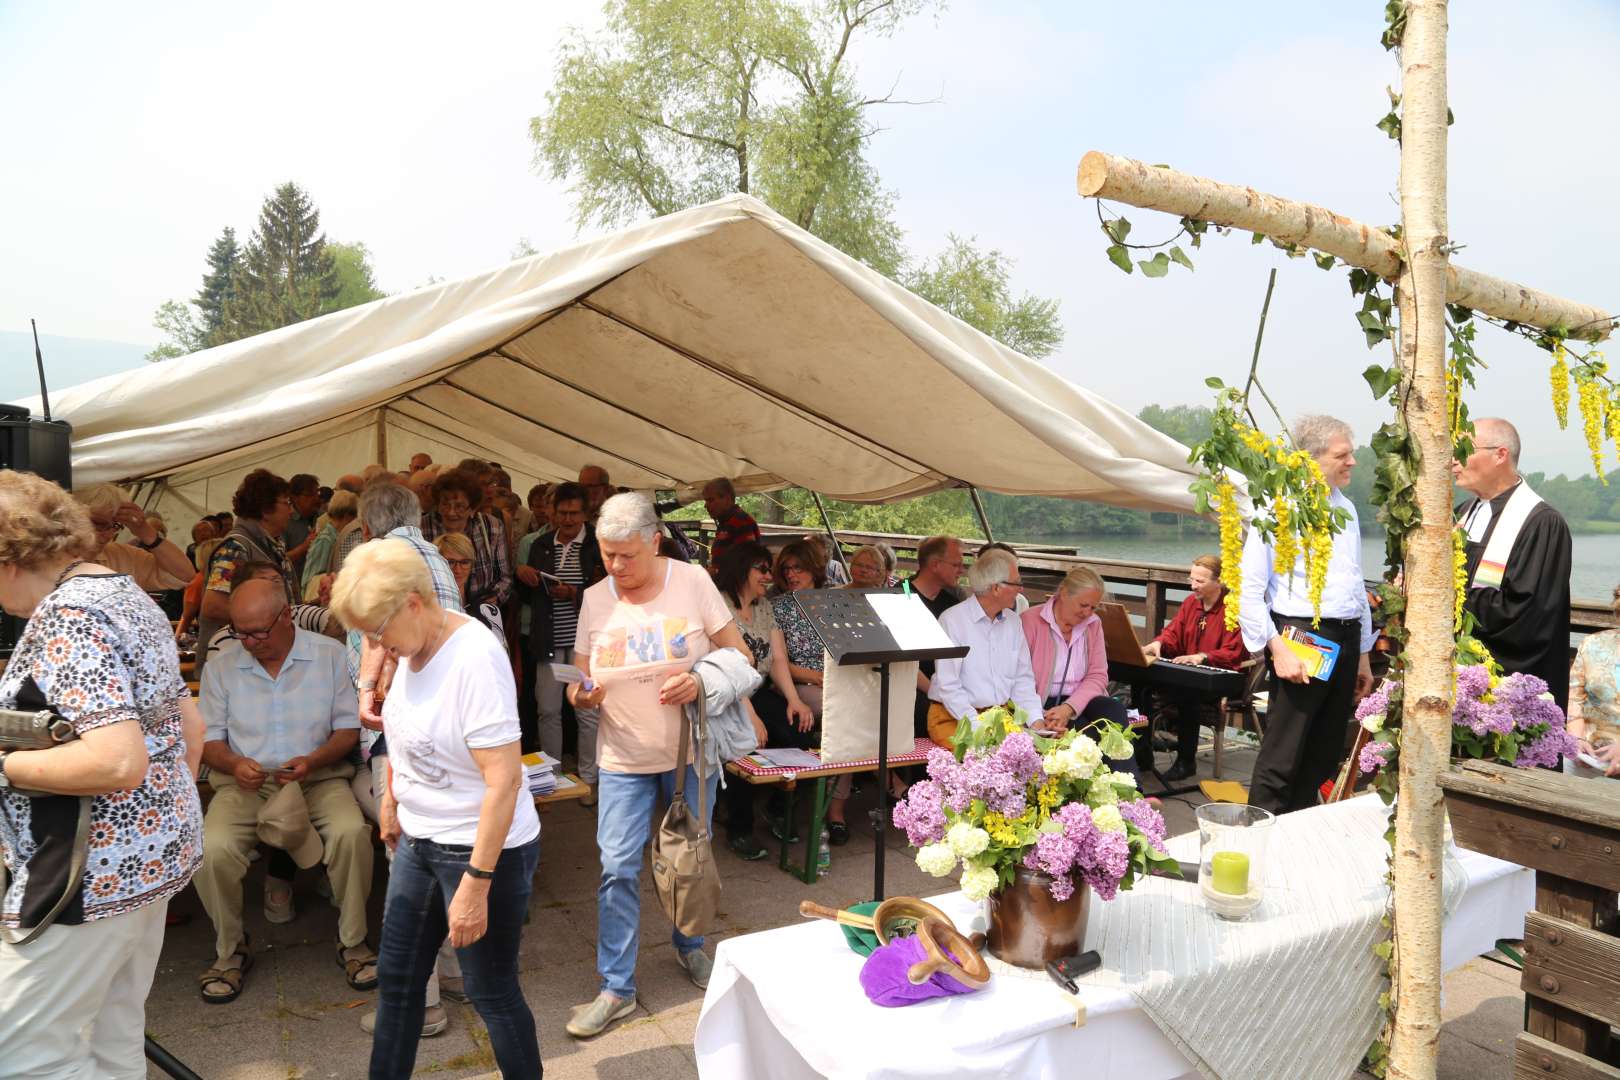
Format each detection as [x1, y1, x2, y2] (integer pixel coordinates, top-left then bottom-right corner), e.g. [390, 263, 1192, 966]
[1211, 851, 1250, 896]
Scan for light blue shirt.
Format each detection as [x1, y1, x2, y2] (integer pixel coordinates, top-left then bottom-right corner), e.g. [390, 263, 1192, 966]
[930, 596, 1044, 722]
[202, 628, 359, 767]
[1236, 487, 1375, 654]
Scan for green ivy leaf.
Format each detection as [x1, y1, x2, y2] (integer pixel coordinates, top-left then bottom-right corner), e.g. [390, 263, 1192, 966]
[1363, 364, 1399, 400]
[1251, 232, 1266, 245]
[1169, 246, 1195, 271]
[1348, 268, 1376, 296]
[1105, 244, 1134, 274]
[1138, 253, 1171, 278]
[1376, 112, 1401, 141]
[1314, 252, 1336, 271]
[1104, 217, 1133, 244]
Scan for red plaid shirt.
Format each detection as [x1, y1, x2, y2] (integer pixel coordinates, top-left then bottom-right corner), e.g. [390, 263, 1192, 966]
[711, 506, 761, 564]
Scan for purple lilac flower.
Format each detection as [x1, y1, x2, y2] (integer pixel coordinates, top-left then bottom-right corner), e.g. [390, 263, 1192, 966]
[1455, 665, 1492, 703]
[1493, 673, 1565, 732]
[1117, 798, 1168, 853]
[1355, 684, 1391, 722]
[1359, 740, 1395, 775]
[1080, 830, 1132, 902]
[1516, 729, 1580, 770]
[891, 779, 947, 847]
[992, 730, 1044, 786]
[925, 747, 958, 784]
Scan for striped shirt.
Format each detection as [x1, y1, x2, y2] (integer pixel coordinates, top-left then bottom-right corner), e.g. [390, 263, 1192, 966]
[550, 535, 586, 655]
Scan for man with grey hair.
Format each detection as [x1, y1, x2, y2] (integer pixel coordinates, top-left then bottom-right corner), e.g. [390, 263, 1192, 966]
[1238, 414, 1375, 815]
[926, 548, 1043, 744]
[701, 476, 760, 567]
[1453, 416, 1572, 708]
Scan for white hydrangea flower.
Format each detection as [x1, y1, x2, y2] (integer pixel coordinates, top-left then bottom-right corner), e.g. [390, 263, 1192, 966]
[1360, 711, 1385, 733]
[1092, 804, 1126, 834]
[960, 863, 999, 901]
[1068, 736, 1102, 778]
[1098, 727, 1134, 761]
[947, 822, 990, 859]
[915, 842, 957, 877]
[1086, 779, 1120, 808]
[1109, 769, 1137, 790]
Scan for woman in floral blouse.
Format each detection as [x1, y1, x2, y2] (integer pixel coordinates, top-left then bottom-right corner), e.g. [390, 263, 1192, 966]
[1567, 584, 1620, 779]
[0, 470, 204, 1074]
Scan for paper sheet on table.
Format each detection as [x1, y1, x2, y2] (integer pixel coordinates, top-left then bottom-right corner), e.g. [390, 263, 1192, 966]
[750, 747, 824, 769]
[865, 592, 955, 651]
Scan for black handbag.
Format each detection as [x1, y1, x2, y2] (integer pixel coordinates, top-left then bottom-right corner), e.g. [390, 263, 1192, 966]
[0, 709, 94, 947]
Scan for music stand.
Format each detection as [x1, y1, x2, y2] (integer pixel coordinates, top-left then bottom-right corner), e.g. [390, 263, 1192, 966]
[793, 588, 967, 900]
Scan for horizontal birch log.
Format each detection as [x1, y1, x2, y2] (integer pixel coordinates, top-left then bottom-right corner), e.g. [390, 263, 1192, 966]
[1078, 151, 1612, 341]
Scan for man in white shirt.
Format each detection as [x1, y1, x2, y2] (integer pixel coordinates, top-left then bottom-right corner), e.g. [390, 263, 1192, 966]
[1238, 415, 1375, 814]
[926, 548, 1044, 745]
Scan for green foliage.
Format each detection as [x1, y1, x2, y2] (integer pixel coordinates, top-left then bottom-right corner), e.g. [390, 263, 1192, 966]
[904, 235, 1064, 359]
[323, 241, 387, 313]
[193, 227, 239, 346]
[144, 300, 202, 362]
[222, 181, 341, 340]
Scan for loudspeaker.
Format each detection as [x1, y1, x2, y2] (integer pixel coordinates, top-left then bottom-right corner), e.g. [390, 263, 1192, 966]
[0, 404, 74, 657]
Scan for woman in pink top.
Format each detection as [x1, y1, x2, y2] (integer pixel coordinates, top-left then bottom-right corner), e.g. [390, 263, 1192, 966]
[1021, 567, 1137, 773]
[564, 493, 752, 1040]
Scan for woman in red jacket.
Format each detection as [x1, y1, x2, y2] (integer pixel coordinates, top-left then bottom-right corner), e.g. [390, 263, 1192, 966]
[1142, 555, 1246, 780]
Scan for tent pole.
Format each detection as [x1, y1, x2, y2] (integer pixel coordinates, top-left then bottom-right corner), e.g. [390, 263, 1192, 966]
[809, 491, 849, 574]
[968, 487, 996, 542]
[375, 407, 389, 469]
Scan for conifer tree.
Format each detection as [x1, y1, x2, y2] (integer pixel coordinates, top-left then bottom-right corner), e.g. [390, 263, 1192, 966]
[223, 182, 339, 339]
[193, 226, 239, 346]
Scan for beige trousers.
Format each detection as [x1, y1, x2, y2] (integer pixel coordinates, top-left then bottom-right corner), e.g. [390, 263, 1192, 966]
[195, 768, 373, 964]
[0, 899, 168, 1079]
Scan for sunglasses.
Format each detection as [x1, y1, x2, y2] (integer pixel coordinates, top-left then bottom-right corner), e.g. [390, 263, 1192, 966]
[751, 562, 772, 573]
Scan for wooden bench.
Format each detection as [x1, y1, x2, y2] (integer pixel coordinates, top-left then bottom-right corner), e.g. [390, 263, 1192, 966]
[535, 773, 590, 808]
[725, 739, 939, 884]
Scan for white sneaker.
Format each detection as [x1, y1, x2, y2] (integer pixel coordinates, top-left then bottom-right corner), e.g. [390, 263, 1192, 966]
[263, 878, 294, 924]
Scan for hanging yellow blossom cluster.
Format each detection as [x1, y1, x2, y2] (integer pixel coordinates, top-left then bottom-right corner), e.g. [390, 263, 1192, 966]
[1549, 343, 1571, 429]
[1451, 527, 1467, 634]
[1577, 376, 1607, 482]
[1191, 385, 1348, 635]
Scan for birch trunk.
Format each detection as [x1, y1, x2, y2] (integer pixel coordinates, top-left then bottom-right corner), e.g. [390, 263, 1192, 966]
[1389, 4, 1453, 1078]
[1076, 151, 1611, 341]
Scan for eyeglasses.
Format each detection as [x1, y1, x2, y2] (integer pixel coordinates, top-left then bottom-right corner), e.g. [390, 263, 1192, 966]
[446, 558, 473, 569]
[780, 562, 806, 574]
[439, 499, 470, 511]
[365, 608, 399, 644]
[232, 608, 287, 642]
[91, 519, 120, 534]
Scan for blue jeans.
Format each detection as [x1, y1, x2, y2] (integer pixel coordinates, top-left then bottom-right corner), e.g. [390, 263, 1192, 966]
[369, 834, 541, 1080]
[596, 765, 719, 998]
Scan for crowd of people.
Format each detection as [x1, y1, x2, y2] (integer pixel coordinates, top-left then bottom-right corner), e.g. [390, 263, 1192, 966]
[0, 409, 1609, 1076]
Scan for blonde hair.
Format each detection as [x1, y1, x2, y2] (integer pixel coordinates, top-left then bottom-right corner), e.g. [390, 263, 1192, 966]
[0, 471, 98, 570]
[434, 532, 475, 561]
[330, 538, 437, 630]
[1192, 554, 1221, 577]
[74, 483, 128, 517]
[1058, 566, 1106, 597]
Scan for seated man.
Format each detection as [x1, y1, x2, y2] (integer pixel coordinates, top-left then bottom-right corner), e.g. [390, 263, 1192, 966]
[194, 580, 375, 1004]
[926, 548, 1045, 745]
[1141, 555, 1246, 780]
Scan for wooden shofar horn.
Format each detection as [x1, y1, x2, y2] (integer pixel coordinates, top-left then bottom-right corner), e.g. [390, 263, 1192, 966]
[799, 900, 875, 931]
[798, 898, 955, 945]
[907, 915, 992, 990]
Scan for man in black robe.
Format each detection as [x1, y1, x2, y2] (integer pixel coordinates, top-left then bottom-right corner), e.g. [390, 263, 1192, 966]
[1452, 417, 1573, 709]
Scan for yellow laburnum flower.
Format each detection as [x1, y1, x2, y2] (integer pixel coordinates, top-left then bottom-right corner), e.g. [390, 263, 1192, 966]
[1272, 497, 1298, 578]
[1215, 480, 1243, 630]
[1452, 526, 1467, 633]
[1578, 378, 1607, 484]
[1550, 344, 1571, 429]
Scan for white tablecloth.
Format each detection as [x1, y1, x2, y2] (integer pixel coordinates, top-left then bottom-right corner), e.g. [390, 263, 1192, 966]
[694, 796, 1533, 1080]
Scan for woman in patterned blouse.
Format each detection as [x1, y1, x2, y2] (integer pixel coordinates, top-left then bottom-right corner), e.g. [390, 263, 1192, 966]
[422, 468, 513, 609]
[0, 470, 205, 1074]
[1567, 583, 1620, 779]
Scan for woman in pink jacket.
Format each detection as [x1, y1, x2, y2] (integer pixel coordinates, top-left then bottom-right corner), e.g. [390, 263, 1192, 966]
[1020, 567, 1137, 773]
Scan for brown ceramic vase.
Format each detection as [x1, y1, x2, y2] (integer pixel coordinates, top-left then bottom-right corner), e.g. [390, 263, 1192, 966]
[985, 868, 1091, 969]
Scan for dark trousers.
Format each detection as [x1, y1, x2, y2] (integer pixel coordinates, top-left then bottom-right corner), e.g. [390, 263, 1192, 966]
[1248, 616, 1361, 815]
[518, 640, 541, 754]
[369, 835, 542, 1080]
[726, 687, 817, 835]
[1054, 693, 1141, 778]
[1156, 691, 1207, 766]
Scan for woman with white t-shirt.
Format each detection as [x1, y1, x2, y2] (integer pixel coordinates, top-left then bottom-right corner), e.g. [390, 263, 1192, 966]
[331, 539, 541, 1080]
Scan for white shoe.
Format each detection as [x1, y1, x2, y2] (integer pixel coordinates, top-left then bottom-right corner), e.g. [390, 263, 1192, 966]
[566, 992, 636, 1038]
[263, 878, 294, 924]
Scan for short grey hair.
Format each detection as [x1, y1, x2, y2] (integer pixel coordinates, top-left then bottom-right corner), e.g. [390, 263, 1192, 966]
[851, 543, 895, 575]
[596, 492, 659, 543]
[967, 548, 1017, 594]
[359, 482, 421, 538]
[1292, 415, 1354, 456]
[1474, 416, 1521, 467]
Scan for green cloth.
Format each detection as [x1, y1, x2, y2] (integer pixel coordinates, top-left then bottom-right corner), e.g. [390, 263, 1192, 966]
[840, 902, 882, 956]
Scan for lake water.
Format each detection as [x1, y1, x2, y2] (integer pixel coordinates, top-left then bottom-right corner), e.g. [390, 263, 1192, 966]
[1014, 529, 1620, 605]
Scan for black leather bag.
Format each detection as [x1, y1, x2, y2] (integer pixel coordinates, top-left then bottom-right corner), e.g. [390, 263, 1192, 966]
[0, 709, 93, 947]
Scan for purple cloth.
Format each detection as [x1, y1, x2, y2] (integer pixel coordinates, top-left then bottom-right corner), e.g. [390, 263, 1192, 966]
[858, 935, 981, 1007]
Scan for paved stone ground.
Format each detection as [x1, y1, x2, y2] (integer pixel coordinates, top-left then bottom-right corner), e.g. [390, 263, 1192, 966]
[141, 737, 1523, 1079]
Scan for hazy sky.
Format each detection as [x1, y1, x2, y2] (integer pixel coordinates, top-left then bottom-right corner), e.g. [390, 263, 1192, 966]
[3, 1, 1616, 475]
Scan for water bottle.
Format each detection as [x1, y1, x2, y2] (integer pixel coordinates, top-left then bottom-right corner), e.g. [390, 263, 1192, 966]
[816, 828, 831, 878]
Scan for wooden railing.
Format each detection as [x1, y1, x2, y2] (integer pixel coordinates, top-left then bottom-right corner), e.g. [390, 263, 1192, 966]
[715, 522, 1620, 646]
[1440, 762, 1620, 1076]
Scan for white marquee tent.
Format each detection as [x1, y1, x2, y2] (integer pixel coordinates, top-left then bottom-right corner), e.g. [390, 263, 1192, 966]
[32, 195, 1200, 525]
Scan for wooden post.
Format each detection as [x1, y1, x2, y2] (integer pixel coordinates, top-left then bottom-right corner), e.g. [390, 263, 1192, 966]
[1388, 5, 1453, 1078]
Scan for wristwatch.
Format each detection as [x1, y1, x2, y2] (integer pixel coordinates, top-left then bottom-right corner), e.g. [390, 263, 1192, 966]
[136, 535, 164, 551]
[465, 865, 495, 880]
[0, 750, 13, 791]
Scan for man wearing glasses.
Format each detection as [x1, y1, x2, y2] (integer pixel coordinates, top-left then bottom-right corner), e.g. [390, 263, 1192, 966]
[926, 548, 1044, 746]
[908, 536, 966, 735]
[195, 579, 375, 1003]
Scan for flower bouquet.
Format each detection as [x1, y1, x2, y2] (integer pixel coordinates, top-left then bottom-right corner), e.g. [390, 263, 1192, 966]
[1355, 666, 1576, 796]
[892, 704, 1177, 921]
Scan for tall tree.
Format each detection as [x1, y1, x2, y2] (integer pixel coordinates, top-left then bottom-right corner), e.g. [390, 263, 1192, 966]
[530, 0, 928, 276]
[222, 181, 340, 340]
[323, 240, 386, 313]
[906, 235, 1063, 359]
[193, 226, 239, 346]
[144, 300, 202, 362]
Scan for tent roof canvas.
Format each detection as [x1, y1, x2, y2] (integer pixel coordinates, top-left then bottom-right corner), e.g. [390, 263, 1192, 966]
[33, 194, 1199, 518]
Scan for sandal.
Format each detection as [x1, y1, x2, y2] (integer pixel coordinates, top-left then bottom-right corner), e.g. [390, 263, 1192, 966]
[337, 942, 380, 991]
[198, 943, 254, 1005]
